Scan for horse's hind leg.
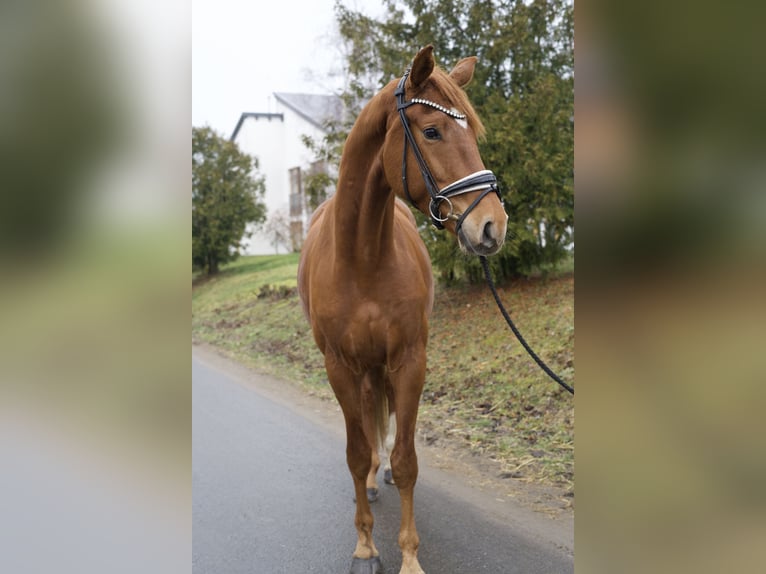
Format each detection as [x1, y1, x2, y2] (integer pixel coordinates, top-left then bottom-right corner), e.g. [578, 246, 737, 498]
[363, 367, 389, 502]
[365, 444, 381, 502]
[325, 355, 381, 571]
[383, 381, 396, 485]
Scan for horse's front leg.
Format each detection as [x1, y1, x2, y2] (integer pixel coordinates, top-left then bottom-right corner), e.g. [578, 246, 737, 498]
[389, 348, 427, 574]
[325, 354, 382, 574]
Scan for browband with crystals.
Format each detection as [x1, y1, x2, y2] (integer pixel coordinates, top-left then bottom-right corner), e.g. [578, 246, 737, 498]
[408, 98, 466, 120]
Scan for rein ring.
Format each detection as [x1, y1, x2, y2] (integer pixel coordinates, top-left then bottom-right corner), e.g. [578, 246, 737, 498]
[429, 196, 455, 223]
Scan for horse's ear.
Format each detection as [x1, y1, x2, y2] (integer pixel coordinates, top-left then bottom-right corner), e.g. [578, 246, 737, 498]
[408, 45, 435, 89]
[449, 56, 478, 87]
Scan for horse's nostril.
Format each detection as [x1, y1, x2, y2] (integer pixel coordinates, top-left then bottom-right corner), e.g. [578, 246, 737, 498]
[483, 221, 495, 242]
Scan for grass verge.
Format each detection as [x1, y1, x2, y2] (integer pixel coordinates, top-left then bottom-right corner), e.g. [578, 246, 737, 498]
[192, 254, 574, 491]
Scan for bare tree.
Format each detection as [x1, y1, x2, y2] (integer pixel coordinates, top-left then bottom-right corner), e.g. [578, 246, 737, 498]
[263, 209, 291, 254]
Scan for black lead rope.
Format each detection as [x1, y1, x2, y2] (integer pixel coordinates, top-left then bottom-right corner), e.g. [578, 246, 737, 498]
[480, 256, 575, 395]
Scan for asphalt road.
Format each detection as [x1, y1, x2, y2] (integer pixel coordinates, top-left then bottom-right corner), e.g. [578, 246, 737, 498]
[192, 349, 573, 574]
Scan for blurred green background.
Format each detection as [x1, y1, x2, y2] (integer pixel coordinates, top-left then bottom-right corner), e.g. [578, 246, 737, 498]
[0, 0, 188, 572]
[577, 0, 766, 572]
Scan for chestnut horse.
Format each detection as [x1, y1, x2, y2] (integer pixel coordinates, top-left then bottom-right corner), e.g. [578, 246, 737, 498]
[297, 45, 507, 574]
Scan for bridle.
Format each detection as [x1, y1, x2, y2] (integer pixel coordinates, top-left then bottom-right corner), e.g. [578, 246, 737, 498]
[394, 68, 501, 232]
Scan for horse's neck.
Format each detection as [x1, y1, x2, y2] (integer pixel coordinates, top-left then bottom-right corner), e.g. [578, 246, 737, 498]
[332, 105, 396, 269]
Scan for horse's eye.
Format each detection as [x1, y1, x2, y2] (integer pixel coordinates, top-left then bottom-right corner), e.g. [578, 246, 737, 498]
[423, 127, 441, 140]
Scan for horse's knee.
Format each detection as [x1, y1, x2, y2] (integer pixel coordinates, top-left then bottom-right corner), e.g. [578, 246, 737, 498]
[348, 457, 370, 481]
[390, 445, 418, 488]
[347, 440, 372, 480]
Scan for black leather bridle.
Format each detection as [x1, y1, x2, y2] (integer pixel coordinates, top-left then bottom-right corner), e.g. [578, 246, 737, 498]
[394, 68, 501, 232]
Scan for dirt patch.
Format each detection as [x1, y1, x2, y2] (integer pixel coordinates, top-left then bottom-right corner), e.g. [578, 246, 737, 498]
[416, 426, 574, 517]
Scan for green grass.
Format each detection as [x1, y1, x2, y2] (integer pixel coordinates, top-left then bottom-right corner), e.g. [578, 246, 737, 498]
[192, 254, 574, 489]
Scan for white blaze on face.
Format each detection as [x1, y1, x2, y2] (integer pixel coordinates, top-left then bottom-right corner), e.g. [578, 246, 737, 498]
[451, 108, 468, 129]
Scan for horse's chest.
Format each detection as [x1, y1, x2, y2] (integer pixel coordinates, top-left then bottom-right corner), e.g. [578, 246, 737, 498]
[320, 299, 422, 369]
[339, 302, 389, 358]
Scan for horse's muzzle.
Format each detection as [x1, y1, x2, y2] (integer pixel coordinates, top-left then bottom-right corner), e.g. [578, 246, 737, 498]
[458, 214, 506, 256]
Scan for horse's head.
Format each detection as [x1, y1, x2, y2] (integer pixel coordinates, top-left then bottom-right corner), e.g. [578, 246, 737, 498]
[383, 45, 508, 256]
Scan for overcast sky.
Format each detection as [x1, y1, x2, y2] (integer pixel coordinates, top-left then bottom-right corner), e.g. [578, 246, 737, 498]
[192, 0, 384, 137]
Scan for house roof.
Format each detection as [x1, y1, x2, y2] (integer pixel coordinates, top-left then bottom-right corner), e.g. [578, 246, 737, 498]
[230, 93, 345, 142]
[230, 112, 284, 141]
[273, 92, 344, 131]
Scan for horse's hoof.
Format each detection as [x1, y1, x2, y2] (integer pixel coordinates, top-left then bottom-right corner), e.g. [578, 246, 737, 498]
[383, 469, 395, 485]
[349, 555, 383, 574]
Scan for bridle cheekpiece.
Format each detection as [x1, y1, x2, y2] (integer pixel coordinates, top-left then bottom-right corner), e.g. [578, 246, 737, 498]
[394, 67, 501, 232]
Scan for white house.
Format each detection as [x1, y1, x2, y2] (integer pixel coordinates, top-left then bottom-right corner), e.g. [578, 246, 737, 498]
[230, 92, 343, 255]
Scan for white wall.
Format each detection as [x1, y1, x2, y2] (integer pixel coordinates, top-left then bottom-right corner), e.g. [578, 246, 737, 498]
[276, 100, 330, 250]
[234, 108, 328, 255]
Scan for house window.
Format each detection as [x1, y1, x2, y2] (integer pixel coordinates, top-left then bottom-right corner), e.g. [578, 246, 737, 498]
[289, 167, 303, 217]
[309, 160, 327, 177]
[290, 220, 303, 252]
